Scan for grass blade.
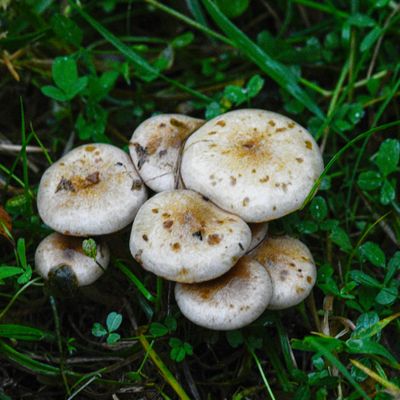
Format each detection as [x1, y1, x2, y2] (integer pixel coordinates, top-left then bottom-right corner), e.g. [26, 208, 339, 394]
[202, 0, 323, 118]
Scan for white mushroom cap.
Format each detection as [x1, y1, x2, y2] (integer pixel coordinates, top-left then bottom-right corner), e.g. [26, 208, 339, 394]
[129, 190, 251, 283]
[175, 256, 273, 330]
[181, 109, 324, 222]
[35, 232, 109, 287]
[37, 144, 147, 236]
[247, 222, 269, 253]
[251, 236, 316, 309]
[129, 114, 204, 192]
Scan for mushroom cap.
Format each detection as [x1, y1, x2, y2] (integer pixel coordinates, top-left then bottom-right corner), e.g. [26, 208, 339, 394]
[251, 236, 316, 310]
[35, 232, 109, 286]
[37, 143, 147, 236]
[129, 189, 251, 283]
[129, 114, 204, 192]
[175, 256, 273, 330]
[247, 222, 269, 253]
[181, 109, 324, 222]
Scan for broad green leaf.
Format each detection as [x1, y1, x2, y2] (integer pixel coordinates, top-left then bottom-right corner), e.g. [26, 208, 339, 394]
[0, 266, 24, 280]
[224, 85, 246, 104]
[202, 0, 323, 117]
[171, 32, 194, 48]
[106, 312, 122, 332]
[352, 312, 379, 339]
[92, 323, 107, 337]
[359, 241, 385, 267]
[346, 338, 398, 364]
[375, 286, 398, 305]
[226, 330, 244, 348]
[349, 270, 381, 288]
[52, 56, 79, 92]
[375, 139, 400, 177]
[246, 74, 264, 98]
[296, 220, 319, 234]
[310, 196, 328, 221]
[215, 0, 249, 18]
[51, 14, 82, 46]
[347, 13, 376, 27]
[66, 76, 88, 99]
[106, 332, 121, 344]
[385, 252, 400, 283]
[330, 226, 352, 252]
[164, 316, 177, 332]
[41, 85, 68, 102]
[149, 322, 168, 337]
[17, 265, 32, 284]
[380, 179, 395, 205]
[357, 170, 382, 191]
[170, 346, 186, 362]
[360, 26, 382, 52]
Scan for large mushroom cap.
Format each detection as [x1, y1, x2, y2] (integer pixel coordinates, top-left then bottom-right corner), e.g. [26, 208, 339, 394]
[37, 143, 147, 236]
[129, 114, 204, 192]
[35, 232, 109, 287]
[129, 190, 251, 283]
[181, 109, 324, 222]
[175, 256, 273, 330]
[247, 222, 269, 253]
[252, 236, 316, 309]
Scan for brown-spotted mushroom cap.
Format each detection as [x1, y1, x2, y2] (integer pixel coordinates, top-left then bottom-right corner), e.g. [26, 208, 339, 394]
[251, 236, 316, 310]
[247, 222, 269, 253]
[175, 256, 273, 330]
[35, 232, 109, 287]
[129, 190, 251, 283]
[181, 109, 324, 222]
[129, 114, 204, 192]
[37, 143, 147, 236]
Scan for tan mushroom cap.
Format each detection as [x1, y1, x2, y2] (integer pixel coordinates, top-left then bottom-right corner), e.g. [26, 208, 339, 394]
[181, 109, 324, 222]
[35, 232, 109, 286]
[129, 114, 204, 192]
[130, 190, 251, 283]
[247, 222, 269, 253]
[175, 256, 273, 330]
[37, 143, 147, 236]
[251, 236, 316, 309]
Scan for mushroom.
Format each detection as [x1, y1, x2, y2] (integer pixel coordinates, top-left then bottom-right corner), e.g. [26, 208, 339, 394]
[247, 222, 268, 252]
[35, 232, 109, 287]
[181, 109, 324, 222]
[175, 256, 273, 330]
[37, 143, 147, 236]
[129, 114, 204, 192]
[251, 236, 316, 309]
[129, 189, 252, 283]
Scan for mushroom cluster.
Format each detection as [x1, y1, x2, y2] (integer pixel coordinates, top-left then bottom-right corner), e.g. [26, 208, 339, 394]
[36, 109, 323, 330]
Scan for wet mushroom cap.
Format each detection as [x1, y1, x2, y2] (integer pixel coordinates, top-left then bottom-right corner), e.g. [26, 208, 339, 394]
[181, 109, 324, 222]
[129, 114, 204, 192]
[175, 256, 273, 330]
[35, 232, 109, 287]
[251, 236, 316, 310]
[247, 222, 269, 253]
[37, 143, 147, 236]
[130, 190, 252, 283]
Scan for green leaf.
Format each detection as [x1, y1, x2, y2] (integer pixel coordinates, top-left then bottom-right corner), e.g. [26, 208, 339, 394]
[330, 226, 352, 252]
[106, 332, 121, 344]
[0, 324, 51, 341]
[82, 238, 97, 259]
[92, 323, 107, 337]
[357, 170, 382, 190]
[202, 0, 323, 117]
[352, 312, 380, 339]
[226, 330, 244, 348]
[246, 74, 264, 98]
[205, 101, 225, 119]
[106, 312, 122, 332]
[296, 220, 319, 234]
[385, 252, 400, 283]
[51, 14, 83, 46]
[17, 265, 32, 284]
[65, 76, 88, 99]
[346, 338, 397, 364]
[171, 32, 194, 48]
[349, 270, 381, 288]
[215, 0, 249, 18]
[375, 139, 400, 177]
[224, 85, 246, 104]
[0, 266, 24, 280]
[169, 337, 182, 348]
[360, 26, 382, 52]
[347, 13, 376, 28]
[16, 238, 27, 269]
[375, 286, 398, 305]
[149, 322, 168, 337]
[359, 242, 386, 267]
[164, 316, 177, 332]
[380, 179, 395, 205]
[52, 56, 79, 93]
[41, 85, 68, 102]
[310, 196, 328, 221]
[170, 346, 186, 362]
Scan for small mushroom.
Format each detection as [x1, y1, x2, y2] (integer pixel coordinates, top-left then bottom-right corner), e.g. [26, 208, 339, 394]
[129, 114, 204, 192]
[251, 236, 316, 309]
[37, 144, 147, 236]
[247, 222, 268, 252]
[175, 256, 273, 330]
[129, 190, 251, 283]
[181, 109, 324, 222]
[35, 232, 109, 287]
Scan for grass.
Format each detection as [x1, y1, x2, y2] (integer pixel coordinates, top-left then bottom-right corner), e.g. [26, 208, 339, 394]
[0, 1, 399, 399]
